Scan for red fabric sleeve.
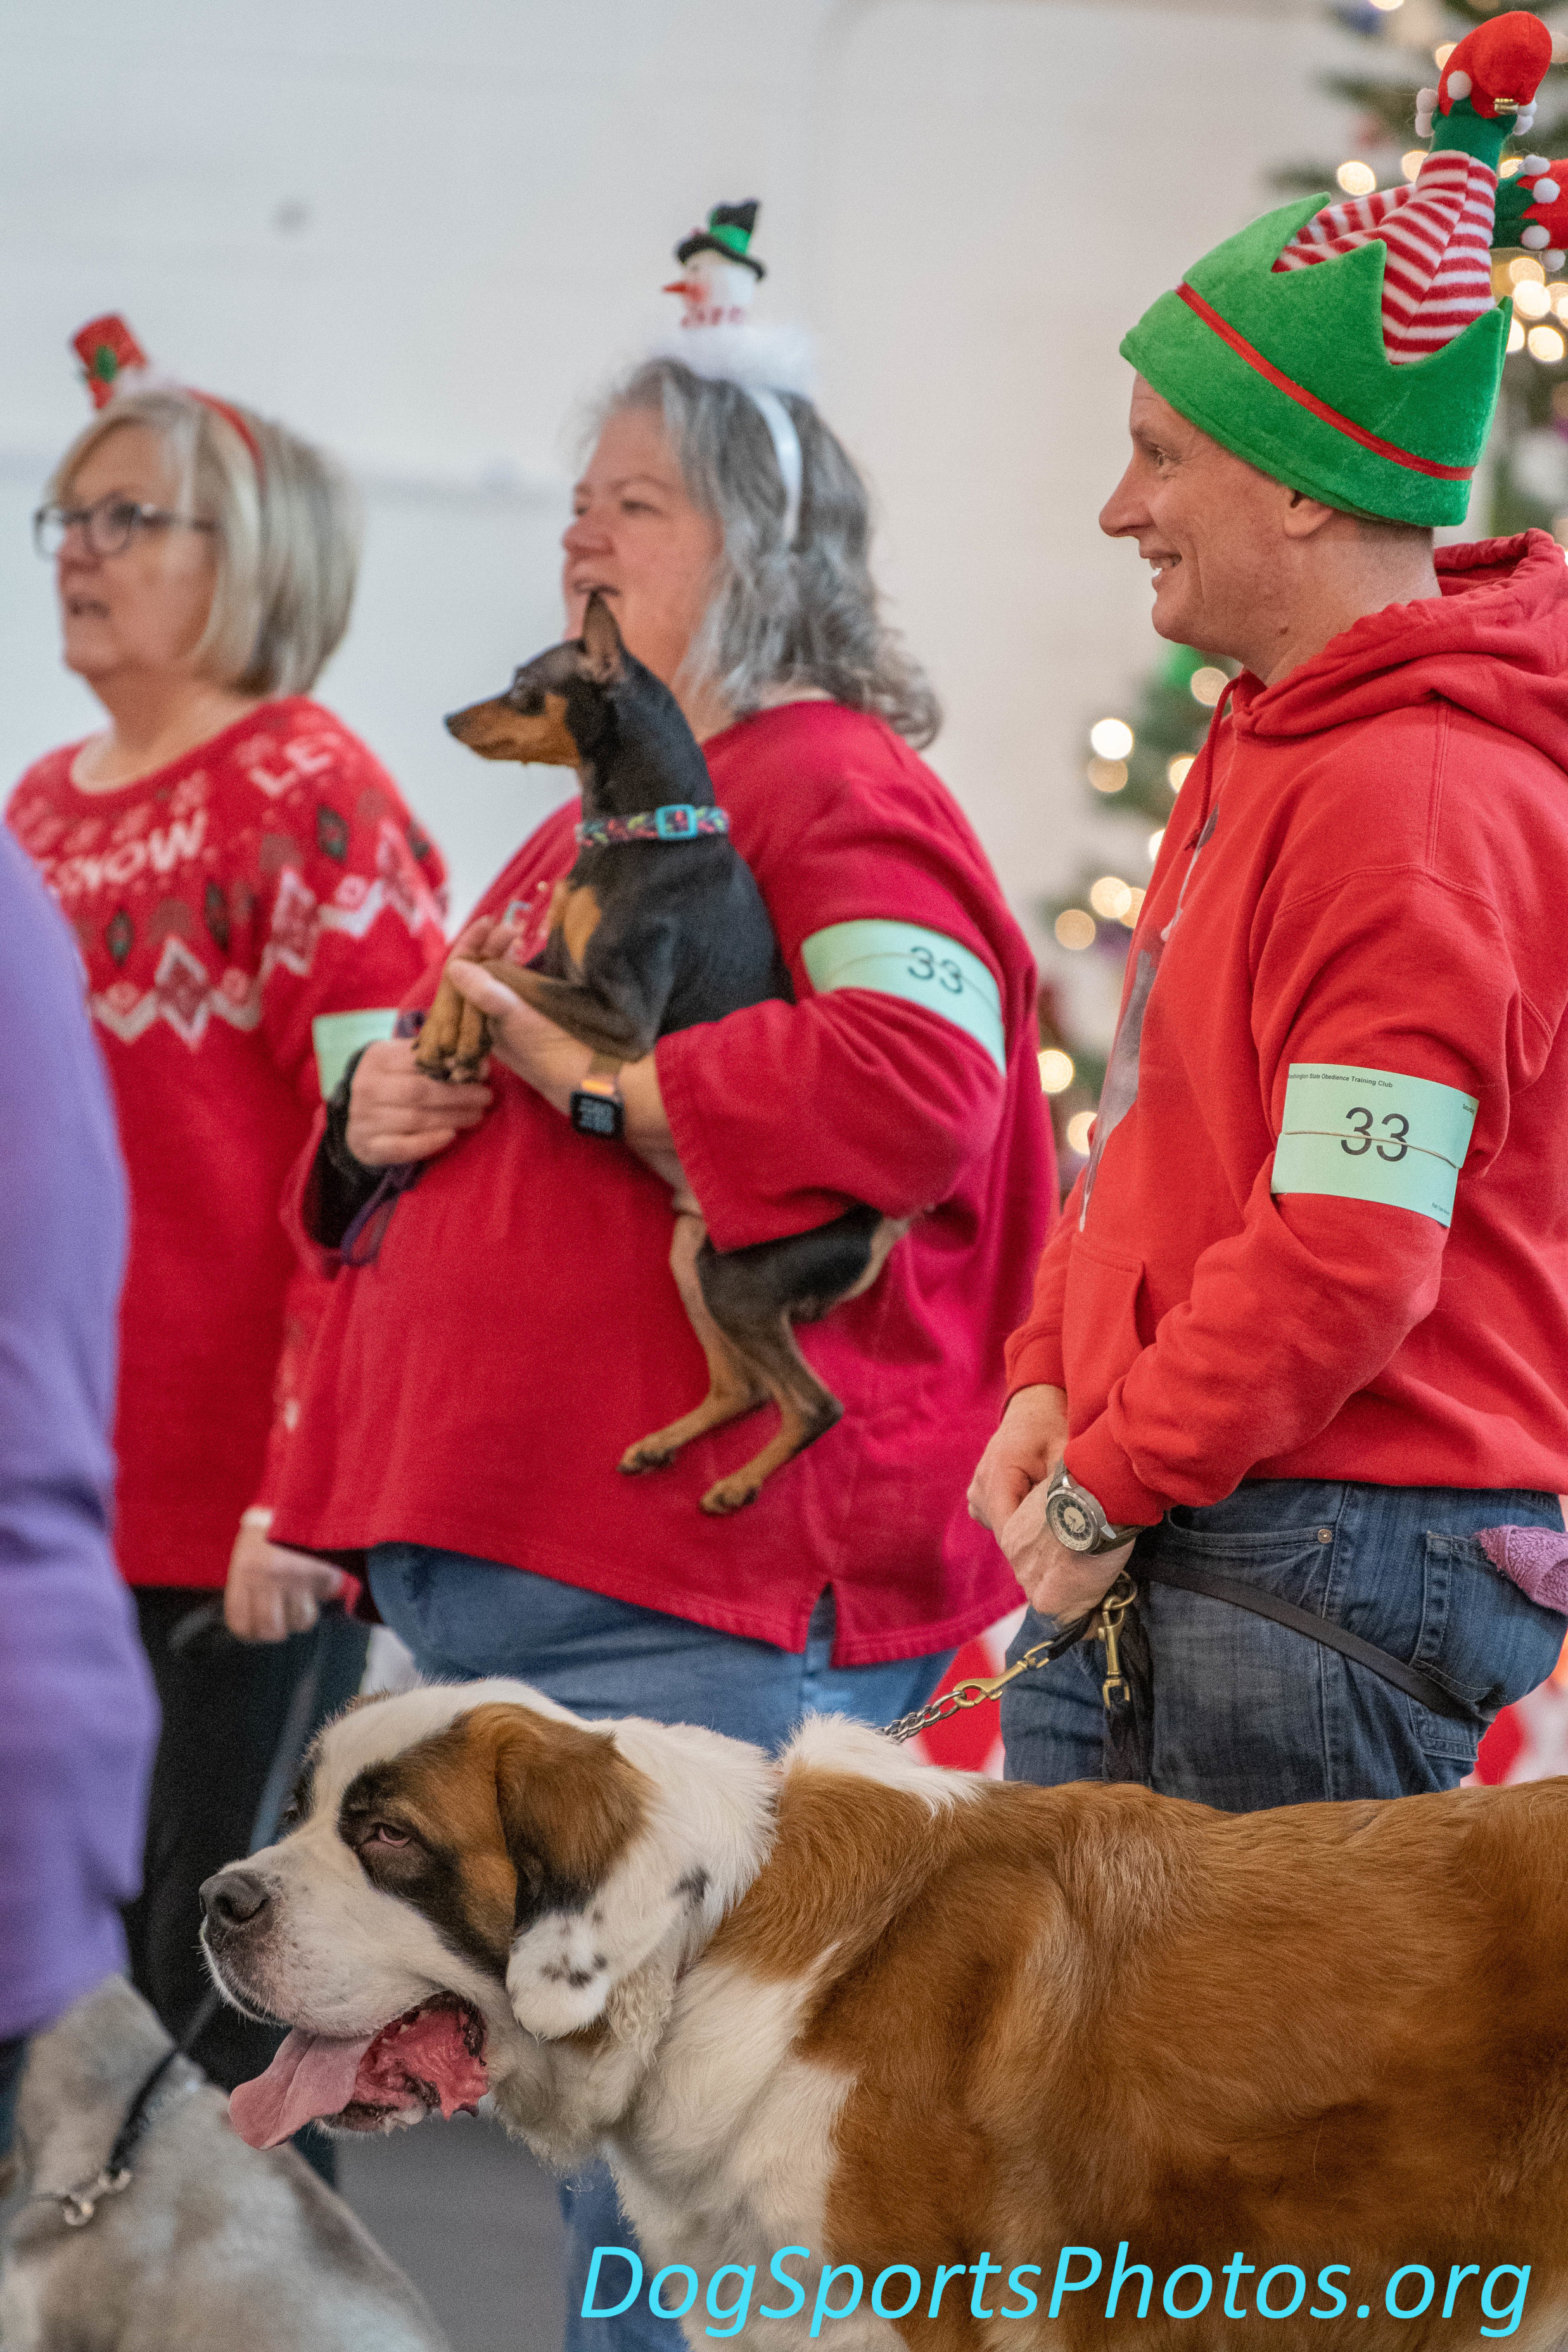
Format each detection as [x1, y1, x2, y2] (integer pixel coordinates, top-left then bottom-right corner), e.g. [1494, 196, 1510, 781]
[659, 991, 1005, 1249]
[1066, 869, 1538, 1525]
[253, 791, 445, 1116]
[653, 821, 1010, 1251]
[246, 745, 447, 1508]
[279, 1105, 342, 1281]
[1003, 1169, 1083, 1396]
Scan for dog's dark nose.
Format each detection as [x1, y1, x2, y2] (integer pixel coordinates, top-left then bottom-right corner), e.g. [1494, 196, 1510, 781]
[200, 1869, 271, 1931]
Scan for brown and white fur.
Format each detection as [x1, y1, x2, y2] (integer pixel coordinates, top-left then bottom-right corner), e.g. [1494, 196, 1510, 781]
[201, 1682, 1568, 2351]
[0, 1974, 449, 2352]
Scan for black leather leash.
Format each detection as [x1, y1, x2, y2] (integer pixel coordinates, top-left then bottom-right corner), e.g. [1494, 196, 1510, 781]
[1140, 1559, 1472, 1722]
[26, 1606, 336, 2228]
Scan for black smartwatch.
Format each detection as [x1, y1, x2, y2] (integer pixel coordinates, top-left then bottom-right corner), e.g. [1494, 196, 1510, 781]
[570, 1063, 625, 1139]
[1042, 1463, 1143, 1556]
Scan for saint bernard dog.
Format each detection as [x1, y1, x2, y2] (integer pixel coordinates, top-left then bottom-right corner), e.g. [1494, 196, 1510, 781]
[201, 1681, 1568, 2350]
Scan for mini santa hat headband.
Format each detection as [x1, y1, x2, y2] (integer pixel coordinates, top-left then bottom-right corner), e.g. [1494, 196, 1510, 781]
[70, 315, 265, 479]
[660, 201, 810, 548]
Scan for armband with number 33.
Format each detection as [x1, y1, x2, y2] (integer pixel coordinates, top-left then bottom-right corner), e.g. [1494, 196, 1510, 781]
[1270, 1063, 1478, 1229]
[800, 920, 1007, 1073]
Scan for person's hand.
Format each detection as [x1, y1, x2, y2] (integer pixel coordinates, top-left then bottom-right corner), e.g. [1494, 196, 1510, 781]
[224, 1516, 347, 1642]
[345, 1037, 492, 1166]
[967, 1383, 1069, 1533]
[996, 1478, 1135, 1623]
[443, 935, 698, 1203]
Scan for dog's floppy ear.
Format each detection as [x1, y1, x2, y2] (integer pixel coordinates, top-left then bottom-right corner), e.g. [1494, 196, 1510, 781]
[463, 1704, 650, 2039]
[578, 591, 627, 686]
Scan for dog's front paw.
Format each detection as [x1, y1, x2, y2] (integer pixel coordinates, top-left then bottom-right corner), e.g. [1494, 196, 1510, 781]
[413, 971, 492, 1080]
[699, 1471, 764, 1516]
[619, 1436, 677, 1476]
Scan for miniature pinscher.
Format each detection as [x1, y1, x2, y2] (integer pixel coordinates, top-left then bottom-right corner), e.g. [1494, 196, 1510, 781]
[417, 594, 908, 1514]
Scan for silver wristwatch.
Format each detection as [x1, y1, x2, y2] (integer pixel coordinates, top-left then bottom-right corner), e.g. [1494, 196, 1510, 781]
[1043, 1463, 1142, 1556]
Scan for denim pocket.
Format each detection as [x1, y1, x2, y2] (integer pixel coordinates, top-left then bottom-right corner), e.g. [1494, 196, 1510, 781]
[1163, 1509, 1333, 1557]
[1412, 1531, 1568, 1761]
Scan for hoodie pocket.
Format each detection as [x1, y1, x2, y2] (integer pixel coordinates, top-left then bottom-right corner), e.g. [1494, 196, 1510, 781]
[1061, 1237, 1149, 1413]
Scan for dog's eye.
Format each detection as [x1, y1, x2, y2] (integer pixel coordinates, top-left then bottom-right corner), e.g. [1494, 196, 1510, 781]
[366, 1823, 411, 1848]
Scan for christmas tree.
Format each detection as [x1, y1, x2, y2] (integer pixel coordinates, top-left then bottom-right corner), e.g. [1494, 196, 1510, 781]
[1038, 646, 1231, 1178]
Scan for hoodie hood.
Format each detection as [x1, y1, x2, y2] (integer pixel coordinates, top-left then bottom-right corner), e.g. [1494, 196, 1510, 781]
[1233, 529, 1568, 770]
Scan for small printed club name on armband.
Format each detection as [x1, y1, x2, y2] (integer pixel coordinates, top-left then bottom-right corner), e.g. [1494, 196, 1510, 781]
[799, 920, 1007, 1073]
[1270, 1063, 1478, 1229]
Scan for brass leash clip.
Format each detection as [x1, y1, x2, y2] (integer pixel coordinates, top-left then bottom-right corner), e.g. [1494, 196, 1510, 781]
[1095, 1571, 1138, 1711]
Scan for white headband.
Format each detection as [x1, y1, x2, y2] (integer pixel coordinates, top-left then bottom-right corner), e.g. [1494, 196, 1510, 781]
[742, 385, 803, 550]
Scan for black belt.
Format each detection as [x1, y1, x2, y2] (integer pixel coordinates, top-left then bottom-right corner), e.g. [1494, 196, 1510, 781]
[1142, 1559, 1472, 1723]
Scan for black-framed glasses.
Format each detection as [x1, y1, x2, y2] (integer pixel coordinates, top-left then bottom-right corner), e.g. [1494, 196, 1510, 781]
[32, 495, 218, 559]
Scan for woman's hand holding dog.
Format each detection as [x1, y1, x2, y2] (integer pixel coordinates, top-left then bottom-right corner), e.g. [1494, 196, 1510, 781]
[445, 931, 699, 1208]
[345, 916, 499, 1164]
[347, 1040, 492, 1165]
[968, 1384, 1133, 1622]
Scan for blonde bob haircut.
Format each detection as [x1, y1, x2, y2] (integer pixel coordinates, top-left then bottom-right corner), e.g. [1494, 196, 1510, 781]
[50, 388, 360, 698]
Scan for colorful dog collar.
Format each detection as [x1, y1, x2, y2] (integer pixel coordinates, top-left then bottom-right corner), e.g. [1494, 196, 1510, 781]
[574, 804, 730, 845]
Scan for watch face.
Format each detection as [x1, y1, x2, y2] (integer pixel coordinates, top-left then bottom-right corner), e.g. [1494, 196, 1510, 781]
[1047, 1488, 1097, 1552]
[570, 1089, 624, 1139]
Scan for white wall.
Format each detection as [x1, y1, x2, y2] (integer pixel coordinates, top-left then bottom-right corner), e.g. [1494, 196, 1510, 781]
[0, 0, 1355, 981]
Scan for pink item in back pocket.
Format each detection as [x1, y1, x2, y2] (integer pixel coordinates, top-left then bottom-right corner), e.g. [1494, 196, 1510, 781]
[1477, 1526, 1568, 1615]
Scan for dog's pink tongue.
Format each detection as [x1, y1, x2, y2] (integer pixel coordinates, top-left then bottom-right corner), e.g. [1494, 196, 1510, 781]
[228, 2029, 375, 2150]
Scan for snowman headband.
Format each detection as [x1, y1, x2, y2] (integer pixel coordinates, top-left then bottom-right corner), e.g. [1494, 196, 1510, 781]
[660, 202, 812, 551]
[739, 385, 802, 548]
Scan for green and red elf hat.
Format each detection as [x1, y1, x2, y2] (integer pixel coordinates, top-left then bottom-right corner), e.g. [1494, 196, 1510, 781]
[1120, 11, 1553, 525]
[71, 312, 265, 476]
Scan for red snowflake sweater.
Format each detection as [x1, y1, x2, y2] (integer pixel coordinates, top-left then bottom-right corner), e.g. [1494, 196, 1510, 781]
[6, 698, 448, 1589]
[274, 701, 1054, 1665]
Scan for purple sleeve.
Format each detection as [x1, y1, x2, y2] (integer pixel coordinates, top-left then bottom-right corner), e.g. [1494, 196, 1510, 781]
[0, 827, 158, 2038]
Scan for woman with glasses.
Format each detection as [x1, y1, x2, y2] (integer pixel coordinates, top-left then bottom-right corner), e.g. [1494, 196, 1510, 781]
[5, 346, 448, 2142]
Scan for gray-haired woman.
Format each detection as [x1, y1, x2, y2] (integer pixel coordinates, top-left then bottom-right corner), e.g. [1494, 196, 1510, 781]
[269, 355, 1054, 2337]
[5, 332, 448, 2125]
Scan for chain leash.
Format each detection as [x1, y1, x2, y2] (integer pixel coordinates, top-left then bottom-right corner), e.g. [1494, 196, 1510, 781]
[882, 1571, 1138, 1745]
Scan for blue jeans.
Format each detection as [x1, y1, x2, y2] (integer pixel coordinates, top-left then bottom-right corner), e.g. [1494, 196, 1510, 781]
[366, 1545, 953, 2352]
[1001, 1480, 1568, 1810]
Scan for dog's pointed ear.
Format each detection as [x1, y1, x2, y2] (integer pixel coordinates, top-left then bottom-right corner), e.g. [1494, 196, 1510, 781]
[464, 1704, 648, 2039]
[579, 591, 627, 686]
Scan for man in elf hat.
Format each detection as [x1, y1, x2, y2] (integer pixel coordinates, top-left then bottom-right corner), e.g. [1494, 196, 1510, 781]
[971, 10, 1568, 1808]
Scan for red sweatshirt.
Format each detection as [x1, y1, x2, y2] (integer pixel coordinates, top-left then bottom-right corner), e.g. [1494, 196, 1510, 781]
[1007, 534, 1568, 1525]
[6, 700, 447, 1588]
[274, 701, 1053, 1665]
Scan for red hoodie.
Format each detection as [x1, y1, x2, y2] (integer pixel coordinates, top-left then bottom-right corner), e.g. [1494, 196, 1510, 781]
[1007, 533, 1568, 1524]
